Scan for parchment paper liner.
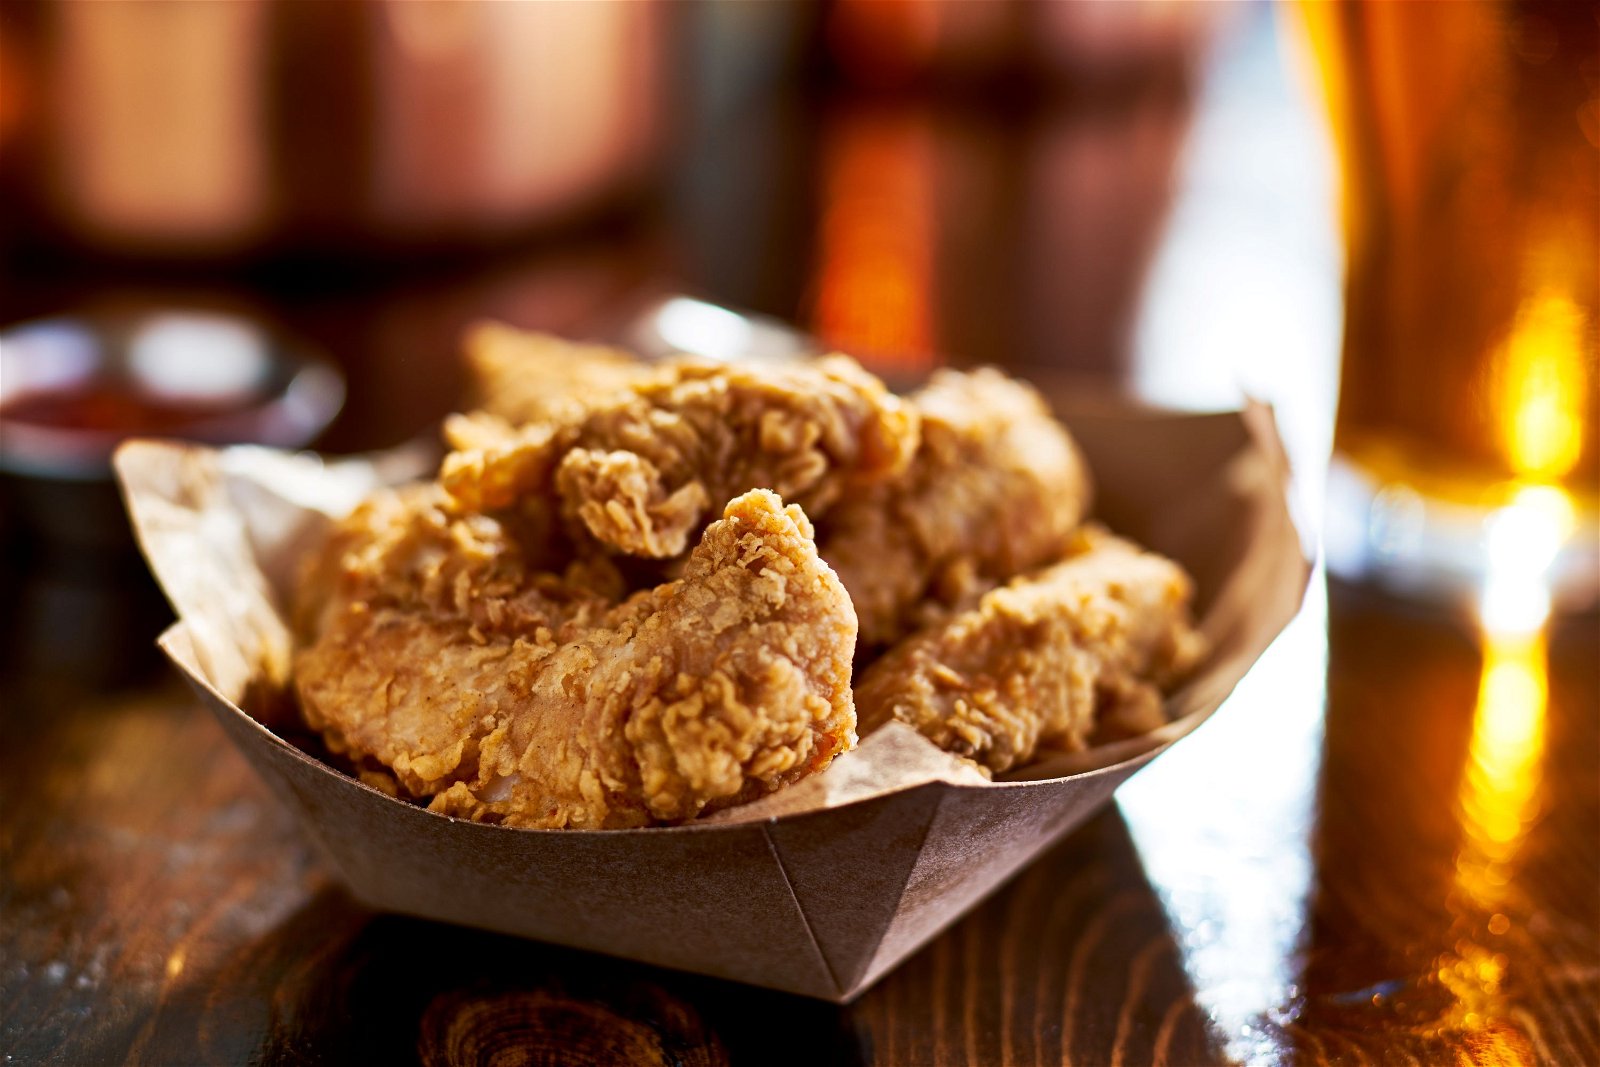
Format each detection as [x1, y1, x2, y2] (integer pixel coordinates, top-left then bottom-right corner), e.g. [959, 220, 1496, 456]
[115, 398, 1309, 1002]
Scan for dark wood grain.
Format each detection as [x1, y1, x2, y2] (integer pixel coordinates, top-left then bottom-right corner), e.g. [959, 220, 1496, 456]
[1282, 588, 1600, 1065]
[0, 682, 1216, 1066]
[4, 582, 1596, 1066]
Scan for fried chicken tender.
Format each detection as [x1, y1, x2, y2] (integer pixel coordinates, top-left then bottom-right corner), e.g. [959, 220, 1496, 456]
[462, 323, 651, 425]
[439, 354, 920, 560]
[855, 527, 1205, 775]
[816, 367, 1093, 647]
[441, 326, 657, 506]
[293, 488, 859, 829]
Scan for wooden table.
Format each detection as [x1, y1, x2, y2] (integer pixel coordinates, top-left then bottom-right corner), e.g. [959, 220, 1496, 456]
[3, 583, 1596, 1065]
[4, 8, 1597, 1064]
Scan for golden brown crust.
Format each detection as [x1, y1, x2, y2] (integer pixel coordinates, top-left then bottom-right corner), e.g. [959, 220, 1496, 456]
[448, 336, 1087, 651]
[854, 527, 1205, 775]
[817, 367, 1093, 648]
[291, 338, 1204, 823]
[439, 354, 921, 560]
[462, 323, 652, 426]
[293, 488, 858, 828]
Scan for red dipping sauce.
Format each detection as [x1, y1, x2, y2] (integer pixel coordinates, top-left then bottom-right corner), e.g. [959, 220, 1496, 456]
[0, 311, 343, 479]
[1, 384, 256, 437]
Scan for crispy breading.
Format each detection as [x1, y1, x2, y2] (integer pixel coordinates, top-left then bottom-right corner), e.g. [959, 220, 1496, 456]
[444, 325, 654, 512]
[293, 340, 1201, 819]
[442, 359, 1090, 648]
[291, 479, 622, 641]
[293, 489, 858, 828]
[462, 322, 652, 425]
[816, 367, 1093, 647]
[854, 527, 1205, 775]
[439, 354, 921, 559]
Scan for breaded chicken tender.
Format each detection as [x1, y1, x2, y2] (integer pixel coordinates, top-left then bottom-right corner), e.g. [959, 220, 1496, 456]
[439, 354, 920, 560]
[293, 489, 859, 829]
[462, 323, 651, 425]
[817, 368, 1092, 647]
[444, 353, 1090, 649]
[855, 527, 1205, 775]
[291, 330, 1204, 817]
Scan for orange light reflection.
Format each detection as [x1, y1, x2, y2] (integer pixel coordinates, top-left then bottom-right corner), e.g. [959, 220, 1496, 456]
[811, 110, 937, 376]
[1432, 487, 1562, 1062]
[1436, 246, 1586, 1049]
[1454, 629, 1547, 917]
[1497, 290, 1586, 482]
[1432, 626, 1547, 1062]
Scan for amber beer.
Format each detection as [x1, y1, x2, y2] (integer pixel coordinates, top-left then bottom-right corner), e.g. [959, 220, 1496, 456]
[1297, 0, 1597, 504]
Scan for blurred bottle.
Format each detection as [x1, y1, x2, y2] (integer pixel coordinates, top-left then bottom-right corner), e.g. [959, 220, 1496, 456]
[1297, 0, 1598, 602]
[1, 0, 667, 259]
[809, 0, 1229, 376]
[823, 0, 1222, 89]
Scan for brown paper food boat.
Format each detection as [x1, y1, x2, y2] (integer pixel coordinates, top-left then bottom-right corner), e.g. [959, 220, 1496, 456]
[114, 397, 1309, 1002]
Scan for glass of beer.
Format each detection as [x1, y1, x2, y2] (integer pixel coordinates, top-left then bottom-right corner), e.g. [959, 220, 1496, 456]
[1294, 0, 1598, 607]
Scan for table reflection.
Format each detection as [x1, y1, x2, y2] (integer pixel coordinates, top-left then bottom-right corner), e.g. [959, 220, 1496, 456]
[1119, 577, 1328, 1065]
[1439, 624, 1548, 1054]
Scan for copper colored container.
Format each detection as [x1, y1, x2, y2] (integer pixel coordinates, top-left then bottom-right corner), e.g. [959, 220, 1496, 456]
[6, 0, 668, 257]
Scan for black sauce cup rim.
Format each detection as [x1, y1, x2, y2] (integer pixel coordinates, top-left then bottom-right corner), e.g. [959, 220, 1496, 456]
[0, 311, 346, 481]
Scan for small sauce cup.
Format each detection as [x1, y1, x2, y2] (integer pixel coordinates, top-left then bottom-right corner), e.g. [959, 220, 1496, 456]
[0, 308, 344, 685]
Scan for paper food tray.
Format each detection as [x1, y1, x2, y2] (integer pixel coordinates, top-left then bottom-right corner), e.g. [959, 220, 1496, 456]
[116, 396, 1309, 1002]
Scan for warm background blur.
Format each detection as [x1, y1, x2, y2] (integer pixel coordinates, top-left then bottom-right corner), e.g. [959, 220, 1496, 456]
[0, 0, 1273, 452]
[4, 0, 1317, 685]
